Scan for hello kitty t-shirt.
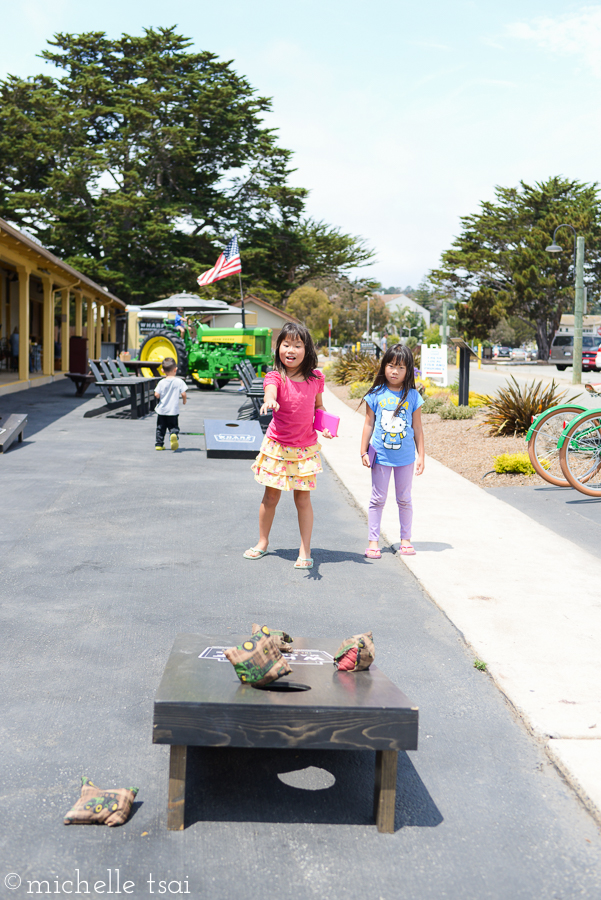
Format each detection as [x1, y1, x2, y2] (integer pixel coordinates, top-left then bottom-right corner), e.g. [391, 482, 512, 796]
[365, 386, 423, 467]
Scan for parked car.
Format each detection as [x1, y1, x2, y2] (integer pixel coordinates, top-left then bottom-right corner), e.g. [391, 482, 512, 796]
[550, 333, 601, 371]
[494, 346, 511, 358]
[510, 347, 527, 361]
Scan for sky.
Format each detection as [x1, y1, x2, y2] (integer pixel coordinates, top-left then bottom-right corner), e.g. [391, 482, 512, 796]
[2, 0, 601, 289]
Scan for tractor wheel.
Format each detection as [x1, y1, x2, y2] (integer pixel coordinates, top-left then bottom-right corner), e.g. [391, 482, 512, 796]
[138, 329, 188, 378]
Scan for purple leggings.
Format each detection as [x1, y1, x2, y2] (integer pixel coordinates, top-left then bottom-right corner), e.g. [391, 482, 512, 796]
[368, 462, 414, 541]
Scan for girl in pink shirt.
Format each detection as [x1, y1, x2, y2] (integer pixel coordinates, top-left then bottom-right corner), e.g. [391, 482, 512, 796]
[244, 323, 334, 569]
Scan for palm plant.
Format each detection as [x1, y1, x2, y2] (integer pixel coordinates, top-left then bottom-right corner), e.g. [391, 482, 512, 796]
[482, 376, 577, 436]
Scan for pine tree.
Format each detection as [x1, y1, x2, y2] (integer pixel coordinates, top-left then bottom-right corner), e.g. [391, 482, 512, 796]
[429, 177, 601, 359]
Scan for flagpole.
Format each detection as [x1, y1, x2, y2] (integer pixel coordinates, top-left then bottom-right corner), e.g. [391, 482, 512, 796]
[238, 272, 246, 328]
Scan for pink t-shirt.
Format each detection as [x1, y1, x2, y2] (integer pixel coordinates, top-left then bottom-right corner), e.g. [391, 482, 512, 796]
[264, 369, 325, 448]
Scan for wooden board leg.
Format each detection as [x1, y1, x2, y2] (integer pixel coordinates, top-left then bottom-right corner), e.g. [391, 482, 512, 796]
[374, 750, 398, 833]
[167, 745, 187, 831]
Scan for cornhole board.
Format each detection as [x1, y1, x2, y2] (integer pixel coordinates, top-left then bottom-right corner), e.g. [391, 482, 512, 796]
[153, 633, 419, 833]
[0, 414, 27, 453]
[204, 419, 263, 458]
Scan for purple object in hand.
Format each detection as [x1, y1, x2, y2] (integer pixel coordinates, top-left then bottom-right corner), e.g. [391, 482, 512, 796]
[314, 408, 340, 437]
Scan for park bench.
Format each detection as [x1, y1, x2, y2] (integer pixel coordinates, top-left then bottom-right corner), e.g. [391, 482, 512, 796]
[153, 633, 418, 834]
[85, 359, 160, 419]
[0, 413, 27, 453]
[64, 372, 96, 396]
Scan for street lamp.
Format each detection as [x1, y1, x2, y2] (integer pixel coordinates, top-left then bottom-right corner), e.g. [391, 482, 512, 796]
[546, 224, 585, 384]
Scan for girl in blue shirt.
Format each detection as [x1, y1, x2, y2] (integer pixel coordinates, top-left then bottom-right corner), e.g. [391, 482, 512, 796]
[360, 344, 425, 558]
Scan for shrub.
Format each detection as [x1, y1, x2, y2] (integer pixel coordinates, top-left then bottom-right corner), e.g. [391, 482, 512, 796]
[332, 352, 379, 385]
[482, 376, 577, 435]
[421, 396, 447, 414]
[493, 452, 536, 475]
[349, 380, 372, 399]
[438, 404, 477, 420]
[450, 391, 490, 408]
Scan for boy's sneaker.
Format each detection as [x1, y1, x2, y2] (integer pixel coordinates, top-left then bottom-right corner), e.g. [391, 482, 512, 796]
[155, 445, 164, 451]
[170, 433, 179, 451]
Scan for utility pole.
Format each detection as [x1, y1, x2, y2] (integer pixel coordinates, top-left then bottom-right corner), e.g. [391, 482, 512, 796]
[366, 296, 370, 340]
[442, 300, 449, 346]
[574, 236, 585, 384]
[546, 226, 585, 384]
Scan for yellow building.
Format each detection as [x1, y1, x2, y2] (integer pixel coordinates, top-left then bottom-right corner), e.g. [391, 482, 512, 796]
[0, 218, 125, 396]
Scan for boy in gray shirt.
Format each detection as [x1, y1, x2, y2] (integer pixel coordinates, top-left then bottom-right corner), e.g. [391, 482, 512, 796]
[154, 357, 187, 450]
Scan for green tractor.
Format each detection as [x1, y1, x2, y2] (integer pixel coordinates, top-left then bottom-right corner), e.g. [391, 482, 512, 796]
[138, 320, 273, 389]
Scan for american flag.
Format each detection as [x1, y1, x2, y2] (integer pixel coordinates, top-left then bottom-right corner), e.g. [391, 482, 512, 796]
[197, 236, 241, 286]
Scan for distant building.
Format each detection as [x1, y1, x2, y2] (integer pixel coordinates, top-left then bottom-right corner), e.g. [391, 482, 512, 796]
[375, 293, 430, 328]
[557, 314, 601, 336]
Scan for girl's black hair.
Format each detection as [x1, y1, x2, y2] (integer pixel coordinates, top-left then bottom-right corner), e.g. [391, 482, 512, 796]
[365, 344, 416, 414]
[273, 322, 319, 380]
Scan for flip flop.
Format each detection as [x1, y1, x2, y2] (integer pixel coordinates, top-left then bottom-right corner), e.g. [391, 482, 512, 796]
[243, 547, 268, 560]
[399, 544, 416, 556]
[294, 557, 314, 569]
[364, 548, 381, 559]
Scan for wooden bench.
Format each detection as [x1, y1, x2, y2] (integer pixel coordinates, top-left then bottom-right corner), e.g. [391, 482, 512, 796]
[84, 359, 160, 419]
[153, 633, 418, 834]
[64, 372, 96, 396]
[0, 414, 27, 453]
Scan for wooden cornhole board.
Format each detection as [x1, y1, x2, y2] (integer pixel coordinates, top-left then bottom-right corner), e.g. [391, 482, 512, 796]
[0, 414, 27, 453]
[204, 419, 263, 458]
[153, 633, 419, 833]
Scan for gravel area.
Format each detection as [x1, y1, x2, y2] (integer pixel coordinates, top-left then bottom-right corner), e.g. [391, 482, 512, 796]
[326, 382, 541, 489]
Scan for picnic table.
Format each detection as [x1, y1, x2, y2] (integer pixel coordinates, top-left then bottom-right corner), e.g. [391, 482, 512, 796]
[153, 633, 418, 833]
[84, 359, 160, 418]
[124, 360, 165, 376]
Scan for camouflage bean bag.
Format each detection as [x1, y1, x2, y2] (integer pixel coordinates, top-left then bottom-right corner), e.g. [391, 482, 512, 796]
[251, 623, 294, 652]
[64, 777, 138, 826]
[333, 631, 375, 672]
[225, 632, 292, 686]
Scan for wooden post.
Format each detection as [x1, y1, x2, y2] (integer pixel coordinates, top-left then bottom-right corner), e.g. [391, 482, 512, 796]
[0, 269, 4, 343]
[16, 264, 30, 382]
[109, 307, 116, 342]
[95, 301, 102, 358]
[167, 745, 187, 831]
[373, 750, 398, 833]
[41, 276, 54, 376]
[61, 290, 70, 373]
[103, 304, 110, 342]
[86, 298, 93, 362]
[74, 291, 83, 337]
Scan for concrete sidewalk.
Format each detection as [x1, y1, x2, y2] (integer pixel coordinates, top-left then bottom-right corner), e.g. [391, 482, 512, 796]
[321, 385, 601, 822]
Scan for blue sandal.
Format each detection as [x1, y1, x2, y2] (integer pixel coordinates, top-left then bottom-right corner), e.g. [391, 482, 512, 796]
[294, 557, 313, 569]
[243, 547, 268, 560]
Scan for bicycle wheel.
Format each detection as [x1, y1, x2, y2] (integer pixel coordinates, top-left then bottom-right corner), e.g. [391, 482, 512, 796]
[527, 406, 586, 486]
[559, 410, 601, 496]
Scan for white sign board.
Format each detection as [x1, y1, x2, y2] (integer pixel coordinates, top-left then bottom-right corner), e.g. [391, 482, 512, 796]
[421, 344, 448, 386]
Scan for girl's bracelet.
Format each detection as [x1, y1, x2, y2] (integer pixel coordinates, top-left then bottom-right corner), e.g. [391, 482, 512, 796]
[361, 452, 369, 457]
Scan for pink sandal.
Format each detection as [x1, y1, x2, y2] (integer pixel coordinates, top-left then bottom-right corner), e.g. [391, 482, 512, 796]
[399, 544, 416, 556]
[364, 548, 381, 559]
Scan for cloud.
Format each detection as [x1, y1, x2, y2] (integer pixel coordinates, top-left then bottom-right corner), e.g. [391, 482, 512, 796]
[507, 6, 601, 76]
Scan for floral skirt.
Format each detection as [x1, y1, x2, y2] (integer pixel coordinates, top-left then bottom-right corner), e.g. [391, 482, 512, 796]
[251, 436, 322, 491]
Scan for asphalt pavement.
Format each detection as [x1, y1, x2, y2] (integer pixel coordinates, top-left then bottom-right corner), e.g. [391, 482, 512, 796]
[1, 381, 600, 900]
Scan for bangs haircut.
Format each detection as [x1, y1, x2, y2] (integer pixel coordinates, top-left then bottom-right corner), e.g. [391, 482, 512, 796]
[364, 343, 416, 414]
[274, 322, 319, 380]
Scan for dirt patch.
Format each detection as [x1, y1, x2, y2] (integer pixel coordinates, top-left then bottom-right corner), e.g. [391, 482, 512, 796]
[327, 382, 541, 488]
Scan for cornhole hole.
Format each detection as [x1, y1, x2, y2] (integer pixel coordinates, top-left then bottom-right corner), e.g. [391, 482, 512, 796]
[204, 419, 263, 459]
